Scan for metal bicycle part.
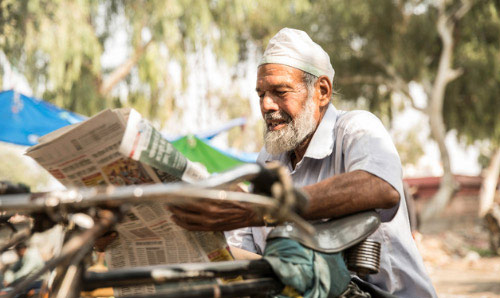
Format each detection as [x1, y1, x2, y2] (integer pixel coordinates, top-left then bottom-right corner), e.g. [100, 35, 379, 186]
[83, 259, 275, 290]
[267, 211, 381, 253]
[0, 164, 315, 236]
[345, 239, 382, 278]
[4, 209, 119, 298]
[117, 277, 284, 298]
[0, 163, 315, 297]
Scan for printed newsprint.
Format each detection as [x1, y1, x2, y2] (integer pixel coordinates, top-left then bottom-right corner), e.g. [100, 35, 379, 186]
[26, 108, 233, 296]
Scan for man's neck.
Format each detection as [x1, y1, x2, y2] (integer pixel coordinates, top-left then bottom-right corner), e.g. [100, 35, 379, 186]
[291, 135, 312, 169]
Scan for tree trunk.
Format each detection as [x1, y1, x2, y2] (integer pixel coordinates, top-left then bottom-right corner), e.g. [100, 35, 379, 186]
[485, 204, 500, 255]
[420, 113, 458, 221]
[479, 147, 500, 216]
[420, 1, 466, 221]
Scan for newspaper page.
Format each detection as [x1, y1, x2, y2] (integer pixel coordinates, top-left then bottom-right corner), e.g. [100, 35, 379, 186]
[26, 108, 233, 296]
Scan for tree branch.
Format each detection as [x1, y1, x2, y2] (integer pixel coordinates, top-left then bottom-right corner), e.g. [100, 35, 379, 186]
[338, 74, 426, 113]
[406, 95, 427, 113]
[447, 68, 463, 82]
[433, 0, 473, 103]
[384, 65, 428, 113]
[422, 79, 433, 97]
[453, 0, 472, 20]
[336, 75, 387, 85]
[422, 0, 473, 219]
[368, 55, 429, 113]
[98, 39, 153, 96]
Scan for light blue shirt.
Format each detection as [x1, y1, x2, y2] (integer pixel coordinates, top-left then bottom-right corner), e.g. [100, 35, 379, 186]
[226, 103, 436, 297]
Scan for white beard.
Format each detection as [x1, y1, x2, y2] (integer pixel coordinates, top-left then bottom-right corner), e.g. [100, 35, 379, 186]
[263, 97, 317, 155]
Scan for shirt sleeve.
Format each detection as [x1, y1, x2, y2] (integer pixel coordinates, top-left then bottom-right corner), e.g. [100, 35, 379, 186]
[336, 111, 404, 222]
[224, 228, 260, 254]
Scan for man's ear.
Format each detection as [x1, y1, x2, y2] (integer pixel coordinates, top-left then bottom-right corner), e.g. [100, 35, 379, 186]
[317, 75, 332, 107]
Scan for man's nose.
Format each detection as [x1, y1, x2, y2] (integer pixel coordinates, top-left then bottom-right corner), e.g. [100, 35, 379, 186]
[260, 93, 279, 112]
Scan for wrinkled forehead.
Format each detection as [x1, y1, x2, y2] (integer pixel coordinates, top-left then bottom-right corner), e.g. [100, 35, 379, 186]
[256, 64, 305, 89]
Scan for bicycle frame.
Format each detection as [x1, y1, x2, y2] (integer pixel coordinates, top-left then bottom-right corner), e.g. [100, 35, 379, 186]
[0, 163, 307, 298]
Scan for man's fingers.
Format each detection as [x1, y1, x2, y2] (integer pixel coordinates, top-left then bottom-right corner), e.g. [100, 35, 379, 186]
[171, 215, 210, 231]
[169, 201, 249, 216]
[168, 205, 195, 215]
[171, 215, 248, 231]
[170, 209, 206, 225]
[168, 202, 209, 214]
[169, 200, 259, 231]
[170, 208, 244, 226]
[94, 231, 118, 252]
[171, 210, 253, 231]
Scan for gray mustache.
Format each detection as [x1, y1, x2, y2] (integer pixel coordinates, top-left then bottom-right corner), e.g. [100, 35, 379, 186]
[264, 111, 291, 122]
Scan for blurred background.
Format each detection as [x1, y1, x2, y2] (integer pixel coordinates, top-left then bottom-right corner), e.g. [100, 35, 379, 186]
[1, 0, 499, 296]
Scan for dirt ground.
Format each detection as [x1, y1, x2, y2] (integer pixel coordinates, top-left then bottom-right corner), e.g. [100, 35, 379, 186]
[416, 196, 500, 297]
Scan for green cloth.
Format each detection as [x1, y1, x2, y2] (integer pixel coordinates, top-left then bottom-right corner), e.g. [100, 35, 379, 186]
[263, 238, 351, 298]
[171, 135, 244, 173]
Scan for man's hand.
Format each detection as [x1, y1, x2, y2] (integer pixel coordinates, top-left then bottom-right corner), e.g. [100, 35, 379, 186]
[169, 200, 262, 231]
[94, 231, 118, 252]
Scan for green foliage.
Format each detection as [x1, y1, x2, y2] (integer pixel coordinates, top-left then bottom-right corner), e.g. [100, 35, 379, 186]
[0, 0, 299, 121]
[394, 126, 425, 166]
[1, 0, 104, 115]
[444, 1, 500, 147]
[242, 0, 311, 47]
[265, 0, 499, 165]
[467, 245, 496, 257]
[280, 0, 441, 119]
[309, 0, 499, 151]
[2, 0, 497, 157]
[215, 89, 262, 152]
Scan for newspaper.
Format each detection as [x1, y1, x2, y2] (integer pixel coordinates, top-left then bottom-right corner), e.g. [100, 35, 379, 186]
[26, 108, 233, 295]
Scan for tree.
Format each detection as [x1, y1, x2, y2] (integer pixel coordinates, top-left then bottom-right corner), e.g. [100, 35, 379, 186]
[281, 0, 478, 219]
[443, 0, 500, 216]
[0, 1, 291, 120]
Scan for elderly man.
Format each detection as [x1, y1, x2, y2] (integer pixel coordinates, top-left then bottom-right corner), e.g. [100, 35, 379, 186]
[170, 28, 436, 297]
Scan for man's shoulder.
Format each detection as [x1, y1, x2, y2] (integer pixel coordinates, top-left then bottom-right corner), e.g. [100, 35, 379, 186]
[256, 147, 269, 164]
[335, 110, 385, 134]
[336, 109, 381, 125]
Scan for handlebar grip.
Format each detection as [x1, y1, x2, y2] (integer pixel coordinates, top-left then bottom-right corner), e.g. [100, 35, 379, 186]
[249, 164, 280, 196]
[0, 181, 30, 195]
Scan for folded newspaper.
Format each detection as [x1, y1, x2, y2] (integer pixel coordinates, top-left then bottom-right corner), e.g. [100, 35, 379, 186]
[26, 108, 234, 296]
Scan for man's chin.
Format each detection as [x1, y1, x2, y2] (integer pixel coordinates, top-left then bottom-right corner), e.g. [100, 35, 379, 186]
[264, 144, 288, 155]
[264, 131, 294, 155]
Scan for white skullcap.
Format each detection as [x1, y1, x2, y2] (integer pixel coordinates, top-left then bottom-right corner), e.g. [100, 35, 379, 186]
[259, 28, 335, 84]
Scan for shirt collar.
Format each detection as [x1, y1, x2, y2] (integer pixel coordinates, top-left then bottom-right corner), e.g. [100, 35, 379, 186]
[303, 103, 337, 159]
[258, 103, 338, 164]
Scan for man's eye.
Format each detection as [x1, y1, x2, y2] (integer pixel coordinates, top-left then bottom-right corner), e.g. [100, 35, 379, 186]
[276, 91, 287, 96]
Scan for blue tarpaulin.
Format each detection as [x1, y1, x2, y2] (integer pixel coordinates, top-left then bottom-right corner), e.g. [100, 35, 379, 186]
[0, 90, 86, 146]
[163, 117, 248, 141]
[0, 89, 257, 163]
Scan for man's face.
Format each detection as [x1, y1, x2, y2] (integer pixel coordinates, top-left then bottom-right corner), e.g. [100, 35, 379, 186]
[256, 64, 320, 154]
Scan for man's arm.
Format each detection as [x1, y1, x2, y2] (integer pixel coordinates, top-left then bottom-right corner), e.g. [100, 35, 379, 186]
[169, 169, 399, 231]
[301, 170, 399, 220]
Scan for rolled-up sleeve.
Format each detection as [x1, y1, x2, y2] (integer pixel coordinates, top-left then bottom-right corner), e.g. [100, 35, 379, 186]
[337, 111, 404, 222]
